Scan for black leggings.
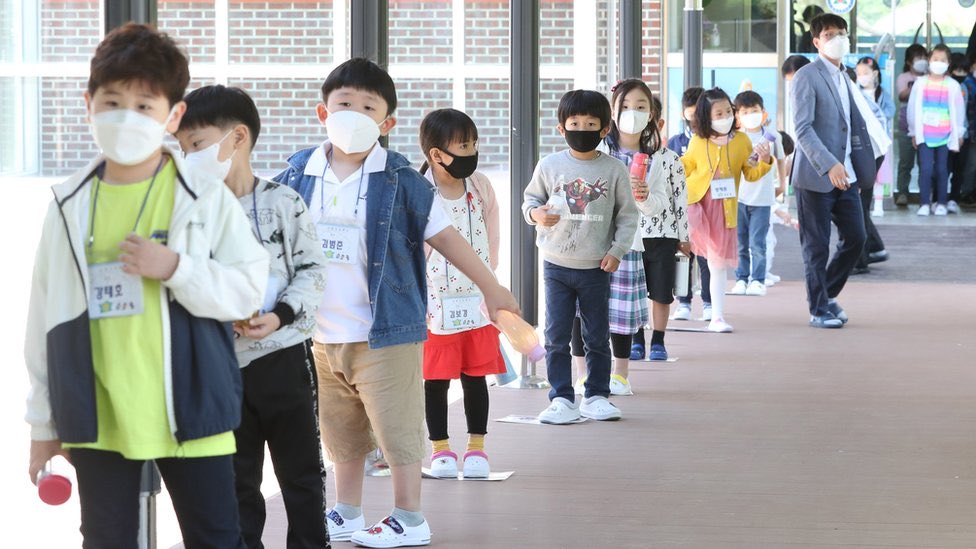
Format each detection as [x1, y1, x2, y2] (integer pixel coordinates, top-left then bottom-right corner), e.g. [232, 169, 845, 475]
[570, 316, 632, 359]
[424, 374, 489, 441]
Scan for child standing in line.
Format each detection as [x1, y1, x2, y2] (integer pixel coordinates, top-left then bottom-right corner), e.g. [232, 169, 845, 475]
[523, 89, 638, 425]
[730, 90, 787, 297]
[569, 80, 670, 396]
[176, 85, 329, 549]
[274, 58, 519, 548]
[907, 44, 966, 216]
[25, 24, 269, 548]
[668, 87, 712, 322]
[417, 109, 505, 479]
[766, 131, 798, 287]
[681, 87, 772, 333]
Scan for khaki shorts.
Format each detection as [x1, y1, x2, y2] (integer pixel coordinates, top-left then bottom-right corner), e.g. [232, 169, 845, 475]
[311, 341, 425, 466]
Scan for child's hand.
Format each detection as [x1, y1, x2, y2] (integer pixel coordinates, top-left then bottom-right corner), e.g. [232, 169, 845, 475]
[119, 234, 180, 280]
[483, 283, 520, 323]
[29, 439, 70, 484]
[240, 312, 281, 340]
[630, 177, 649, 202]
[755, 142, 772, 163]
[600, 254, 620, 273]
[678, 242, 691, 256]
[531, 205, 562, 227]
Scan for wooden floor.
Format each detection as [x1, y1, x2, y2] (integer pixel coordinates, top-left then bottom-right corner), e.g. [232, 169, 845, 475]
[247, 274, 976, 548]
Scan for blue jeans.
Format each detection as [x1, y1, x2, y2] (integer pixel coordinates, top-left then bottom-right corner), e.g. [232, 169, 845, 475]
[917, 143, 949, 206]
[735, 204, 771, 284]
[543, 262, 611, 402]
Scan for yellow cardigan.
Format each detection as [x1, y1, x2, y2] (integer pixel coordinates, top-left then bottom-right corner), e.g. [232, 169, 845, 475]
[680, 132, 772, 229]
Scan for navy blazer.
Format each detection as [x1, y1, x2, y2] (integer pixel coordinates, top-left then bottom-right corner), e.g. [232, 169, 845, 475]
[791, 57, 877, 193]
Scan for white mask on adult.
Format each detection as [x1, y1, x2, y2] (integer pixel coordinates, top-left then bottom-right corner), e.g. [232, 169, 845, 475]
[712, 117, 734, 135]
[184, 131, 236, 182]
[91, 108, 175, 166]
[617, 109, 650, 135]
[930, 61, 949, 76]
[821, 35, 850, 60]
[324, 109, 384, 154]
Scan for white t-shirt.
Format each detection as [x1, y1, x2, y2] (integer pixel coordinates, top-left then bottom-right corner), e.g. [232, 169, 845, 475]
[306, 141, 452, 344]
[737, 129, 786, 207]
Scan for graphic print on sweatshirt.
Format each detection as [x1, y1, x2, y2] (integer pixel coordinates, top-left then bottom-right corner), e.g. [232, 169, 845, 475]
[561, 176, 608, 219]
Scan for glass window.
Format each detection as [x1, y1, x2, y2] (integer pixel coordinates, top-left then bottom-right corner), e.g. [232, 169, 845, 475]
[668, 0, 778, 54]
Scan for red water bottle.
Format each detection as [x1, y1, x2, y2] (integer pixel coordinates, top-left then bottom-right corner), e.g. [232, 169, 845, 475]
[629, 152, 649, 181]
[36, 462, 72, 506]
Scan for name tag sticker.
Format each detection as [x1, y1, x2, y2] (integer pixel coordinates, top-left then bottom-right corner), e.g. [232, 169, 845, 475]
[88, 262, 144, 319]
[316, 221, 361, 264]
[710, 177, 736, 200]
[441, 293, 484, 331]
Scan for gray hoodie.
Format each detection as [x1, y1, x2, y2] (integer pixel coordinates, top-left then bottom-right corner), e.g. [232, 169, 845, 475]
[522, 150, 639, 269]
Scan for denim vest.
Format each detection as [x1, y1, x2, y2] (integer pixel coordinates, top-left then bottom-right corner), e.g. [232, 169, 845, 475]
[274, 146, 434, 349]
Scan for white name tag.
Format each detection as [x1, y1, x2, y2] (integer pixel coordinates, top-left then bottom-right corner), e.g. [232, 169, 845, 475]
[88, 262, 144, 319]
[317, 221, 360, 264]
[923, 111, 944, 127]
[710, 177, 736, 200]
[441, 293, 483, 331]
[261, 273, 283, 314]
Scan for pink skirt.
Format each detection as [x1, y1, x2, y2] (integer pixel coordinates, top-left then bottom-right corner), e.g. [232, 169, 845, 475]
[688, 189, 737, 270]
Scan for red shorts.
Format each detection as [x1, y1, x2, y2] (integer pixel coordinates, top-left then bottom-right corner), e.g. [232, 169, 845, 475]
[423, 325, 506, 380]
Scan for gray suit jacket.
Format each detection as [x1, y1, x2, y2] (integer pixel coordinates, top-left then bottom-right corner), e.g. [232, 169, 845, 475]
[791, 57, 877, 193]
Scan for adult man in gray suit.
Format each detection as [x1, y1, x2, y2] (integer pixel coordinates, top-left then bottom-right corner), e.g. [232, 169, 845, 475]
[791, 13, 876, 329]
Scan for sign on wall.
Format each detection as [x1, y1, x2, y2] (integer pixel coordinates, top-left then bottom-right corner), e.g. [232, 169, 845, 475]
[826, 0, 856, 14]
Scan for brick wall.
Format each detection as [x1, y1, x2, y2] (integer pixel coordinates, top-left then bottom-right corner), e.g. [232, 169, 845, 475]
[24, 0, 666, 176]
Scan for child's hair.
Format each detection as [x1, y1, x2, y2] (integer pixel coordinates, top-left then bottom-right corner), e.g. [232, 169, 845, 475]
[733, 90, 764, 110]
[781, 55, 811, 78]
[418, 108, 479, 175]
[87, 23, 189, 107]
[694, 87, 734, 139]
[903, 43, 928, 72]
[681, 87, 705, 110]
[949, 52, 969, 74]
[856, 56, 883, 101]
[557, 89, 611, 129]
[179, 85, 262, 148]
[779, 131, 795, 157]
[321, 57, 398, 115]
[810, 13, 847, 39]
[606, 79, 662, 154]
[929, 44, 952, 60]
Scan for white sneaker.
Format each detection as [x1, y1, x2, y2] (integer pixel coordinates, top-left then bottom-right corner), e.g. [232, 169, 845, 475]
[609, 374, 633, 396]
[580, 395, 622, 421]
[672, 303, 692, 321]
[947, 200, 960, 214]
[708, 318, 734, 333]
[918, 204, 931, 216]
[934, 204, 948, 216]
[700, 304, 713, 322]
[462, 451, 490, 478]
[428, 451, 458, 478]
[538, 397, 581, 425]
[745, 280, 767, 296]
[573, 377, 586, 395]
[766, 273, 781, 284]
[351, 516, 431, 548]
[730, 280, 747, 295]
[327, 508, 367, 542]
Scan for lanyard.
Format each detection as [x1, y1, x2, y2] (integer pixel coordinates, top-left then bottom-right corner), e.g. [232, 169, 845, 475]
[704, 138, 734, 179]
[88, 156, 166, 250]
[249, 176, 263, 243]
[319, 148, 366, 219]
[442, 179, 476, 294]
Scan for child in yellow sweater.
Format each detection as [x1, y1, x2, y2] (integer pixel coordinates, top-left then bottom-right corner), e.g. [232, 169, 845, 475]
[680, 87, 772, 333]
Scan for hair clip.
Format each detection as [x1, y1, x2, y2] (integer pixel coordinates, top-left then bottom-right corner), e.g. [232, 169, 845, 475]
[610, 79, 624, 93]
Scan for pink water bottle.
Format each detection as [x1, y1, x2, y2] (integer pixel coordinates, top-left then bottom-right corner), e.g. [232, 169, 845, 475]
[36, 463, 72, 506]
[494, 310, 546, 363]
[629, 152, 649, 181]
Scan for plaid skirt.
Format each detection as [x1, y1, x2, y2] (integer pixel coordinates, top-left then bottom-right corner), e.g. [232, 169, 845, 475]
[609, 250, 649, 334]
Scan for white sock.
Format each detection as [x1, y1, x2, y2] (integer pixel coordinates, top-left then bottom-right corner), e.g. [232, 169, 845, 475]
[708, 263, 727, 321]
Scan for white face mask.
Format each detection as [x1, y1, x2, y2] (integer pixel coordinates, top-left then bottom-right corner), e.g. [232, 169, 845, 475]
[740, 112, 763, 130]
[617, 109, 650, 135]
[184, 131, 236, 182]
[821, 35, 850, 60]
[857, 74, 876, 89]
[913, 59, 929, 74]
[712, 116, 734, 135]
[324, 109, 384, 154]
[930, 61, 949, 76]
[91, 108, 174, 166]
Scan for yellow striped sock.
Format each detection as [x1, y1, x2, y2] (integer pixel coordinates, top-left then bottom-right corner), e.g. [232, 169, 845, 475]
[467, 434, 485, 453]
[431, 439, 451, 454]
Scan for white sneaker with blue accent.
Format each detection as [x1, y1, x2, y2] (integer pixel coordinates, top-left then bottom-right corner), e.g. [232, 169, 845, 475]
[351, 516, 431, 548]
[327, 508, 366, 542]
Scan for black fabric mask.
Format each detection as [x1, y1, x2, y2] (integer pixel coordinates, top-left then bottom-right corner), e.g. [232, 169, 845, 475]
[438, 150, 479, 180]
[564, 130, 603, 153]
[953, 74, 967, 83]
